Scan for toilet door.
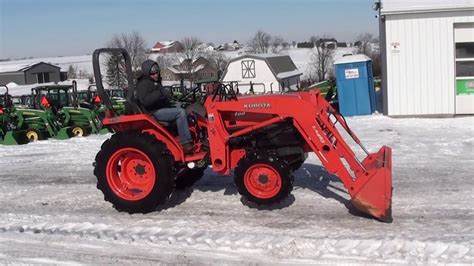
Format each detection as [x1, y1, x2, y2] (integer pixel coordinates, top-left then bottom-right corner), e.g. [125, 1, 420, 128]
[455, 23, 474, 114]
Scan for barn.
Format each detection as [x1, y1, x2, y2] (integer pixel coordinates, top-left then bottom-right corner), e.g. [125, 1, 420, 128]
[0, 62, 63, 85]
[376, 0, 474, 116]
[221, 54, 302, 94]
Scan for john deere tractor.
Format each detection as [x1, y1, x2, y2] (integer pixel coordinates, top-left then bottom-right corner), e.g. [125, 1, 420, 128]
[31, 81, 108, 136]
[0, 85, 62, 144]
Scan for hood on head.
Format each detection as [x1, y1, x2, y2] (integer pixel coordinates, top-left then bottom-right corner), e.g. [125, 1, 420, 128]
[140, 60, 159, 77]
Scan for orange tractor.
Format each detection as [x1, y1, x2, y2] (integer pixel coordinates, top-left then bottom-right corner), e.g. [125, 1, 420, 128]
[92, 49, 392, 222]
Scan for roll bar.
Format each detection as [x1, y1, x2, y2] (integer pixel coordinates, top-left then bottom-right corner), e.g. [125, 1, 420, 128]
[92, 48, 134, 117]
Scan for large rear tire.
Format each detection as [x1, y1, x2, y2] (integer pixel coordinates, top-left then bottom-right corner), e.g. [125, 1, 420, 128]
[94, 132, 176, 213]
[234, 152, 293, 205]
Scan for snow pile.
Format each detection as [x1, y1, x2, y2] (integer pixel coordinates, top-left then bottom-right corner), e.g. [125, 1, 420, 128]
[7, 79, 91, 96]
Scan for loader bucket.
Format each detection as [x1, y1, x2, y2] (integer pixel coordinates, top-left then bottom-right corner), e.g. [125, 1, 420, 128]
[351, 146, 392, 222]
[2, 131, 27, 145]
[55, 128, 72, 140]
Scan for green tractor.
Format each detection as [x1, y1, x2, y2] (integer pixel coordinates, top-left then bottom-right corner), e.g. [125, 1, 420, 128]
[31, 81, 109, 136]
[0, 85, 13, 143]
[0, 85, 62, 144]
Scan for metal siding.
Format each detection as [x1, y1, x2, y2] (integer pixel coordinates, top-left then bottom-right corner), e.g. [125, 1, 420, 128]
[24, 63, 60, 85]
[0, 72, 25, 85]
[384, 10, 474, 115]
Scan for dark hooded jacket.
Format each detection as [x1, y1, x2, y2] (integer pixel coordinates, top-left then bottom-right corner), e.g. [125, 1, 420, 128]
[136, 60, 172, 112]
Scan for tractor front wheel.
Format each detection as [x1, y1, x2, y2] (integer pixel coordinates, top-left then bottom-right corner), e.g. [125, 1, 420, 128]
[234, 152, 293, 205]
[71, 125, 89, 137]
[94, 132, 176, 213]
[25, 128, 42, 142]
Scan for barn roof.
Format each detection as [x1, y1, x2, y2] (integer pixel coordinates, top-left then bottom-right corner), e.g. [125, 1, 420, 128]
[224, 54, 302, 80]
[0, 62, 60, 74]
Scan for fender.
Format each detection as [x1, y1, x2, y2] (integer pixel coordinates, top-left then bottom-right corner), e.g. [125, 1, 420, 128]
[104, 114, 184, 161]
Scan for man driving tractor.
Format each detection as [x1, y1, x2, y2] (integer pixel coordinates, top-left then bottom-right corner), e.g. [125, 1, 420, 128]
[136, 59, 194, 154]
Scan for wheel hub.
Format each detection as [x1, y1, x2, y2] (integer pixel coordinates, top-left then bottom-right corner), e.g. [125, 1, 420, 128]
[135, 164, 146, 175]
[244, 164, 282, 199]
[258, 174, 268, 184]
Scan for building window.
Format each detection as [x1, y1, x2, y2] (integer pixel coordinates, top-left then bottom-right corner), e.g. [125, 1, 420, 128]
[202, 72, 207, 78]
[210, 72, 214, 78]
[455, 24, 474, 97]
[241, 60, 256, 79]
[36, 72, 50, 83]
[456, 61, 474, 77]
[456, 42, 474, 59]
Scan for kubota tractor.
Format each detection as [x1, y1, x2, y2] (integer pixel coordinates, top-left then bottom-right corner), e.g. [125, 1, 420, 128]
[92, 49, 393, 222]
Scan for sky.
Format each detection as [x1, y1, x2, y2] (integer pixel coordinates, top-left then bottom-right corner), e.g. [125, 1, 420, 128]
[0, 0, 379, 59]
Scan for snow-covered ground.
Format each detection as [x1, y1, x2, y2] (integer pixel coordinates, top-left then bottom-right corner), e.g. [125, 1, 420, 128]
[0, 115, 472, 264]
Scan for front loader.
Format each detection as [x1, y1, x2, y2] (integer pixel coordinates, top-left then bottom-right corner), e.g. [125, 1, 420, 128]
[92, 48, 393, 222]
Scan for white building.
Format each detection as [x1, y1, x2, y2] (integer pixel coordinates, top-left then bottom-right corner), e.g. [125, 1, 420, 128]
[221, 54, 302, 94]
[377, 0, 474, 116]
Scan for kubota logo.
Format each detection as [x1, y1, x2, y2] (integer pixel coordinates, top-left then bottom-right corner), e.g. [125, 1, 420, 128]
[243, 103, 271, 109]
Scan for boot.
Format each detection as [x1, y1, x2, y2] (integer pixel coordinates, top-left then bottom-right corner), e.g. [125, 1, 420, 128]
[182, 142, 195, 155]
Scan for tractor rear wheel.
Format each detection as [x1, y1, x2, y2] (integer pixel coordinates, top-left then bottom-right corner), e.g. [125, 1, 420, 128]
[25, 128, 42, 142]
[94, 132, 176, 213]
[234, 152, 293, 205]
[175, 167, 206, 189]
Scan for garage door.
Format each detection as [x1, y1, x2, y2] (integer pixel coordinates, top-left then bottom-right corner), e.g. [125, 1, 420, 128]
[455, 23, 474, 114]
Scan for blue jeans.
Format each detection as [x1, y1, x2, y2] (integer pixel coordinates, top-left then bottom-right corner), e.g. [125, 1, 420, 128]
[153, 107, 192, 144]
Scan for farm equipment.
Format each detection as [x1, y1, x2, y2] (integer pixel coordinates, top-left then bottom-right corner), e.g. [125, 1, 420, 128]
[78, 85, 126, 116]
[31, 82, 108, 136]
[92, 48, 393, 222]
[0, 85, 58, 144]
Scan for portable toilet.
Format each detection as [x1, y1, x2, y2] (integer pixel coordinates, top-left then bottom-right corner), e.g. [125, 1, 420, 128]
[334, 54, 376, 116]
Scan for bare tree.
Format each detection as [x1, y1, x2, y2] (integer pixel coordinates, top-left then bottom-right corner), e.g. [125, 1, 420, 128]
[67, 64, 78, 79]
[154, 54, 176, 70]
[204, 51, 229, 76]
[270, 36, 286, 54]
[179, 37, 203, 86]
[309, 35, 335, 82]
[355, 33, 382, 77]
[309, 36, 318, 47]
[106, 31, 147, 72]
[355, 33, 375, 56]
[105, 31, 148, 87]
[247, 30, 271, 54]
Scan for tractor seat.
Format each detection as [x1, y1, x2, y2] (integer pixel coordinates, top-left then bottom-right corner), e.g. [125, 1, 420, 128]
[126, 97, 174, 128]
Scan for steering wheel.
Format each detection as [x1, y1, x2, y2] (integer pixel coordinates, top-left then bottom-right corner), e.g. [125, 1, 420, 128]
[212, 83, 239, 101]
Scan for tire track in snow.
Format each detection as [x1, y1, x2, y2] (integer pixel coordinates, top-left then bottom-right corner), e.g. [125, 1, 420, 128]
[0, 221, 471, 263]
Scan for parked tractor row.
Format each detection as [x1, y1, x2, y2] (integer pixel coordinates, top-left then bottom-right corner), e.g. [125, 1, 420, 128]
[0, 82, 126, 145]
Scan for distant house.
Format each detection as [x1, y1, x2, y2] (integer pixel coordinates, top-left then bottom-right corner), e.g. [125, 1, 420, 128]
[297, 42, 314, 48]
[0, 62, 65, 85]
[161, 57, 218, 83]
[216, 40, 241, 51]
[151, 41, 183, 53]
[337, 42, 348, 48]
[221, 54, 302, 94]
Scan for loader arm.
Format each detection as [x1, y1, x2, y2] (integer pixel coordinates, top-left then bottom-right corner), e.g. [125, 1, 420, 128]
[205, 90, 392, 222]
